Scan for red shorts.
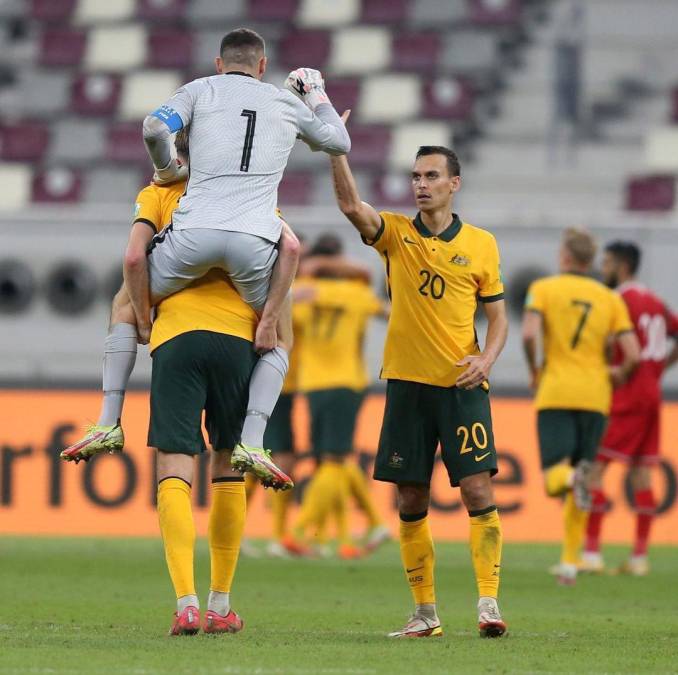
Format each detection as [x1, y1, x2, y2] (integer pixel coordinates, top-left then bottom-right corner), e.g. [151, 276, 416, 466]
[597, 405, 660, 466]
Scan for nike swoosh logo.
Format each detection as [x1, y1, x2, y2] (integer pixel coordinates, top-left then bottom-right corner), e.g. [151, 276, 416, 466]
[475, 452, 491, 462]
[406, 566, 424, 573]
[403, 236, 418, 245]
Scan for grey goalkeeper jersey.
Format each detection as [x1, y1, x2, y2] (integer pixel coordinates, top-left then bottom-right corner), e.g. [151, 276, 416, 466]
[153, 72, 350, 242]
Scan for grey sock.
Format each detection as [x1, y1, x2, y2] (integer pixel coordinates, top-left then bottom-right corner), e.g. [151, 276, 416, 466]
[177, 594, 199, 612]
[241, 347, 289, 448]
[98, 323, 137, 426]
[415, 603, 438, 621]
[207, 590, 230, 616]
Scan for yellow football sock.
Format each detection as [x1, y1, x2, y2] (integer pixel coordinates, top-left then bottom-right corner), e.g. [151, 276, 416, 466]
[545, 463, 574, 497]
[209, 478, 247, 593]
[469, 506, 503, 598]
[561, 491, 587, 565]
[245, 473, 258, 503]
[271, 488, 293, 542]
[157, 477, 195, 599]
[399, 513, 436, 605]
[332, 463, 352, 545]
[344, 461, 382, 528]
[295, 462, 341, 541]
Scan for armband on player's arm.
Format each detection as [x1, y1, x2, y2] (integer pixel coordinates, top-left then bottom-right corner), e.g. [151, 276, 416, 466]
[142, 113, 178, 182]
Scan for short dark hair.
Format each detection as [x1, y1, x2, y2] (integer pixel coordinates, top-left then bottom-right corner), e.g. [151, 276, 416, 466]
[605, 240, 641, 275]
[220, 28, 265, 66]
[416, 145, 461, 177]
[310, 233, 343, 257]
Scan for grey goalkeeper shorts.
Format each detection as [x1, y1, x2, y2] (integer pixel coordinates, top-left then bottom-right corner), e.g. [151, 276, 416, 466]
[146, 227, 278, 311]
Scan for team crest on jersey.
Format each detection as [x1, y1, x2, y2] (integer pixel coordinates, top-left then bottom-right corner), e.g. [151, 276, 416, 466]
[134, 202, 141, 217]
[450, 254, 471, 266]
[388, 452, 404, 469]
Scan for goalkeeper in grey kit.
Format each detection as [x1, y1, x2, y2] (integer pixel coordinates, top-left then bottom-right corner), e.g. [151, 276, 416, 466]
[61, 28, 350, 492]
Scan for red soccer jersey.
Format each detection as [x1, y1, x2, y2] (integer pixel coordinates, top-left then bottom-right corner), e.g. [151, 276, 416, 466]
[610, 282, 678, 413]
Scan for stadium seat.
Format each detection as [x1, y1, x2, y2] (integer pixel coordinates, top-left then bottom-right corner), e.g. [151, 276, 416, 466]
[298, 0, 359, 27]
[407, 0, 468, 27]
[392, 32, 441, 73]
[16, 71, 70, 117]
[345, 125, 391, 169]
[468, 0, 522, 26]
[440, 31, 497, 73]
[330, 27, 391, 75]
[137, 0, 189, 21]
[361, 0, 408, 24]
[249, 0, 298, 21]
[278, 29, 331, 70]
[277, 171, 313, 205]
[85, 25, 147, 71]
[39, 28, 88, 67]
[106, 121, 148, 163]
[324, 78, 360, 116]
[119, 70, 181, 120]
[0, 163, 31, 210]
[74, 0, 135, 23]
[147, 28, 193, 68]
[71, 74, 121, 116]
[372, 173, 413, 208]
[359, 74, 421, 123]
[84, 167, 143, 204]
[626, 175, 676, 211]
[30, 0, 76, 22]
[645, 127, 678, 171]
[188, 0, 245, 24]
[423, 78, 474, 121]
[389, 121, 451, 170]
[50, 119, 105, 164]
[32, 167, 82, 203]
[0, 123, 49, 161]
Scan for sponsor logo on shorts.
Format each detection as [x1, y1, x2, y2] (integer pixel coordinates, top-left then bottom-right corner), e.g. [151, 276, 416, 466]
[388, 452, 404, 469]
[475, 451, 491, 462]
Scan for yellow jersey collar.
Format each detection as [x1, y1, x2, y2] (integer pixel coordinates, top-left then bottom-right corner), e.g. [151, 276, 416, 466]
[413, 212, 462, 242]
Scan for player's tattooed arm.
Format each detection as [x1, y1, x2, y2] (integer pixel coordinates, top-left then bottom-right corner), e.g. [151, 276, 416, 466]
[456, 299, 508, 390]
[123, 222, 155, 345]
[330, 120, 381, 241]
[609, 330, 640, 387]
[521, 309, 542, 391]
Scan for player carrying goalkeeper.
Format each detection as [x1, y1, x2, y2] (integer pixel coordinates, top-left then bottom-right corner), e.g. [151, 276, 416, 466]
[330, 124, 509, 639]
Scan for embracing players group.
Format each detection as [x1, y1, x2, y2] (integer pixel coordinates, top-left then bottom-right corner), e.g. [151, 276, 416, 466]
[60, 29, 678, 638]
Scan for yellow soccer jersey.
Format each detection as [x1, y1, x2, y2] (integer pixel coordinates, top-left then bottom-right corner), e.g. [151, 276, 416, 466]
[150, 269, 257, 352]
[294, 278, 383, 392]
[365, 211, 504, 388]
[133, 181, 186, 233]
[525, 273, 633, 414]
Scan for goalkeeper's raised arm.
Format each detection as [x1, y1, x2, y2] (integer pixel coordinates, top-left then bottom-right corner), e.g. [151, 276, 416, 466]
[285, 68, 351, 156]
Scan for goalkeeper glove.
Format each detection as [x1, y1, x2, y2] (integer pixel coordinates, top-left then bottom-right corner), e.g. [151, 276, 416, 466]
[284, 68, 330, 111]
[153, 158, 188, 186]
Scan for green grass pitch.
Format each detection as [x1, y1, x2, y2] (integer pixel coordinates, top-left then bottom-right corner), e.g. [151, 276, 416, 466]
[2, 537, 677, 674]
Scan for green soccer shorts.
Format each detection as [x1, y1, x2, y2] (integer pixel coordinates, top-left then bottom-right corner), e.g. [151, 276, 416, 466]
[306, 388, 365, 459]
[148, 330, 258, 455]
[374, 379, 498, 487]
[537, 409, 607, 469]
[264, 392, 295, 454]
